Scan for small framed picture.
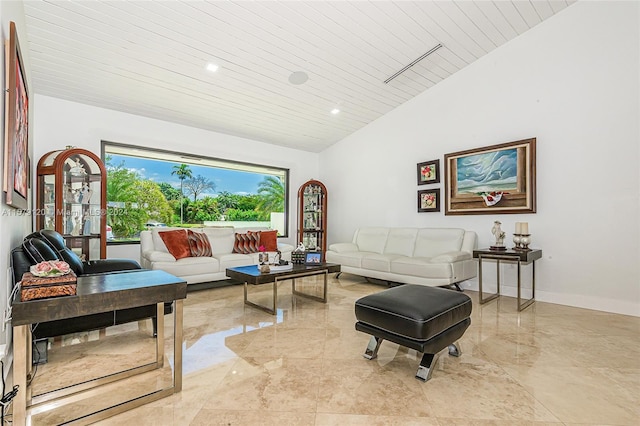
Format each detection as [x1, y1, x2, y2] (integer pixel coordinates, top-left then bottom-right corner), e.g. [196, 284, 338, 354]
[417, 159, 440, 185]
[305, 252, 322, 264]
[418, 189, 441, 212]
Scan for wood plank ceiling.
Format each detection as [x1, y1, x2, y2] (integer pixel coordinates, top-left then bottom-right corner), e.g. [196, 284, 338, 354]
[23, 1, 575, 152]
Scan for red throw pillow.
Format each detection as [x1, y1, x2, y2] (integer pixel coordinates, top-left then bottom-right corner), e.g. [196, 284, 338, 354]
[159, 229, 191, 259]
[188, 230, 212, 257]
[259, 230, 278, 252]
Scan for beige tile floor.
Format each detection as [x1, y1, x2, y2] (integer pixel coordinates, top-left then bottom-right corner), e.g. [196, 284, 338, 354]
[17, 273, 640, 425]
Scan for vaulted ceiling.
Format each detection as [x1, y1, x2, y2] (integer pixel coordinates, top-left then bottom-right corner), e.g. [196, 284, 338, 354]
[22, 1, 575, 152]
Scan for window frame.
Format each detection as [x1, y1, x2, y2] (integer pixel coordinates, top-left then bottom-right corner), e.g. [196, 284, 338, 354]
[101, 140, 290, 243]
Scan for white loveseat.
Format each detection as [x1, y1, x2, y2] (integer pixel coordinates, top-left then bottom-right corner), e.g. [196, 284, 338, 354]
[140, 227, 293, 285]
[325, 227, 477, 287]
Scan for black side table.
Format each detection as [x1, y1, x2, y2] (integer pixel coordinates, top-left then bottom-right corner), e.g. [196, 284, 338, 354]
[473, 248, 542, 311]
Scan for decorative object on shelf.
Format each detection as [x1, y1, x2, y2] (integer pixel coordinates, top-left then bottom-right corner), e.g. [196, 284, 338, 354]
[292, 251, 306, 265]
[490, 220, 506, 250]
[30, 260, 71, 277]
[259, 264, 271, 273]
[3, 22, 29, 209]
[417, 159, 440, 185]
[258, 248, 269, 265]
[417, 188, 440, 212]
[72, 217, 82, 236]
[273, 250, 282, 265]
[513, 222, 532, 250]
[444, 138, 536, 215]
[69, 158, 87, 176]
[64, 185, 75, 203]
[79, 183, 93, 204]
[269, 263, 293, 271]
[297, 179, 327, 255]
[305, 252, 322, 264]
[20, 270, 77, 301]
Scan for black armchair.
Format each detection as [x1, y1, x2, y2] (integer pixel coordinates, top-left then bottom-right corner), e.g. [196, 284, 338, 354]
[11, 230, 172, 359]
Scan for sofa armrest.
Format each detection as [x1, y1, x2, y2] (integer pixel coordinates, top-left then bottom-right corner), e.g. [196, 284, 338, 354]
[83, 259, 141, 274]
[328, 243, 359, 253]
[142, 251, 176, 262]
[429, 251, 472, 263]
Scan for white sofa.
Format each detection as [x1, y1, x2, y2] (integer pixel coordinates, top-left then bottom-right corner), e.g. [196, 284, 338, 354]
[325, 227, 477, 287]
[140, 227, 293, 284]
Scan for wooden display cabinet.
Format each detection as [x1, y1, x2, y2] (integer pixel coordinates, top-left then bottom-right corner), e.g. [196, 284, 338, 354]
[36, 148, 107, 260]
[297, 179, 327, 256]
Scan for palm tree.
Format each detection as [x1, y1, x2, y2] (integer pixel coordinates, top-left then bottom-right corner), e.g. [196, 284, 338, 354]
[257, 176, 285, 213]
[171, 163, 193, 223]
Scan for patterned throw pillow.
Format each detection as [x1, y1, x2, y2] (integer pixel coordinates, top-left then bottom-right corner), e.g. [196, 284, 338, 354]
[233, 232, 260, 254]
[188, 230, 212, 257]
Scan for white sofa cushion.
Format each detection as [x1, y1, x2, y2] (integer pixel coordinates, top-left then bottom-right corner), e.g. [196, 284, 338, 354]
[150, 256, 220, 277]
[325, 251, 369, 268]
[328, 242, 359, 253]
[354, 227, 389, 254]
[413, 228, 465, 258]
[384, 228, 418, 256]
[361, 253, 403, 273]
[202, 227, 236, 255]
[391, 257, 454, 279]
[216, 253, 255, 270]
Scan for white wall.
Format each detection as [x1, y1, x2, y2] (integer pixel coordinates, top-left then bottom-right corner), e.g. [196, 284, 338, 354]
[0, 1, 31, 367]
[320, 1, 639, 316]
[32, 95, 319, 260]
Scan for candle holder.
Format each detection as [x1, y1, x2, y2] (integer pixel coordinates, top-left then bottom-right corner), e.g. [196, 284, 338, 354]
[513, 233, 531, 250]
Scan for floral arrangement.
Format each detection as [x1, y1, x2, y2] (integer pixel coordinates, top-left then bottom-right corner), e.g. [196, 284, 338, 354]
[422, 193, 435, 207]
[421, 165, 434, 180]
[30, 260, 71, 277]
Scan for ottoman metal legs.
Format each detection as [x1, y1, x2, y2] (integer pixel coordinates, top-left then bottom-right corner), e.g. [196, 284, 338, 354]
[355, 284, 472, 382]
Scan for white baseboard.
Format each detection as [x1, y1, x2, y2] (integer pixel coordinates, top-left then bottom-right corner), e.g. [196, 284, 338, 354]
[461, 278, 639, 317]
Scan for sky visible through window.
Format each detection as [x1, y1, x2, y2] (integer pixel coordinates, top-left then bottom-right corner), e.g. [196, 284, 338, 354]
[108, 154, 269, 197]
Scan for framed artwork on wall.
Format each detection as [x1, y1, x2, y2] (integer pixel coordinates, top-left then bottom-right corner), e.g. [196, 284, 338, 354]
[417, 159, 440, 185]
[3, 21, 29, 209]
[444, 138, 536, 215]
[418, 188, 440, 212]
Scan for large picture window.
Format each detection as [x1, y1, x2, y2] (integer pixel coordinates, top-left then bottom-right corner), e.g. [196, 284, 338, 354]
[102, 141, 289, 242]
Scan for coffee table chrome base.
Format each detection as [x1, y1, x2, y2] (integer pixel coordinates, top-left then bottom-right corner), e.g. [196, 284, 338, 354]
[243, 269, 329, 315]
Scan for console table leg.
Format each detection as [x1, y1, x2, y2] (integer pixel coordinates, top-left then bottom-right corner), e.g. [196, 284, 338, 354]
[517, 261, 536, 312]
[156, 303, 164, 368]
[13, 325, 27, 426]
[173, 299, 183, 392]
[478, 255, 500, 304]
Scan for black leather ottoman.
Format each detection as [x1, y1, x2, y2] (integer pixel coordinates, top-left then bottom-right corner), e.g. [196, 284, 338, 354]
[355, 284, 472, 381]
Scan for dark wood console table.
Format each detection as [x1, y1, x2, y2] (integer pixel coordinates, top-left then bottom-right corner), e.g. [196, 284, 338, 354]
[473, 248, 542, 311]
[11, 270, 187, 425]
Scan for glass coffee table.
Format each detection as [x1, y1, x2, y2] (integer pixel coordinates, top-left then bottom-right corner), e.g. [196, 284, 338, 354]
[226, 263, 341, 314]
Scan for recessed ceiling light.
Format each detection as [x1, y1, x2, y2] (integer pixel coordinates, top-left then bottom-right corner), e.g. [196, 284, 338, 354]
[288, 71, 308, 85]
[331, 108, 340, 115]
[206, 63, 219, 73]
